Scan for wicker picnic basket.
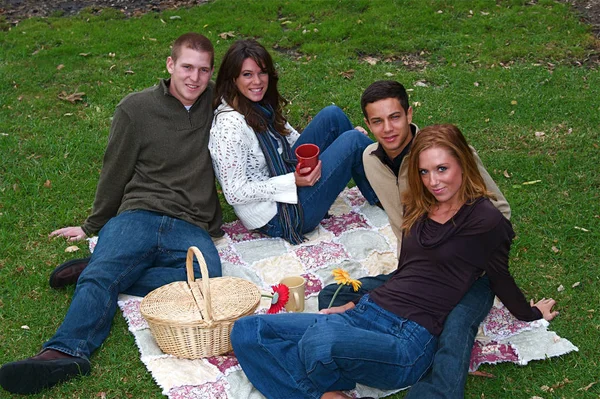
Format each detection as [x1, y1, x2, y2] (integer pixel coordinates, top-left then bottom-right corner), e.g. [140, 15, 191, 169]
[140, 246, 261, 359]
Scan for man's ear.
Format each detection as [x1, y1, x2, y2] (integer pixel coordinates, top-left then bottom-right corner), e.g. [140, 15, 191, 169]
[406, 106, 413, 124]
[363, 117, 370, 130]
[166, 57, 175, 74]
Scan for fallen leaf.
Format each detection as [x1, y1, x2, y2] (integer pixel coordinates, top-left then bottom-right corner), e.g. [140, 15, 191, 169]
[574, 226, 590, 232]
[511, 100, 518, 105]
[108, 52, 115, 57]
[43, 179, 52, 188]
[362, 56, 379, 65]
[474, 82, 480, 87]
[96, 392, 107, 399]
[415, 80, 429, 87]
[65, 246, 80, 253]
[572, 281, 581, 288]
[169, 15, 181, 20]
[384, 72, 395, 77]
[551, 246, 559, 253]
[21, 325, 30, 330]
[79, 53, 90, 57]
[58, 90, 85, 103]
[280, 20, 292, 25]
[578, 382, 597, 391]
[218, 31, 236, 39]
[57, 64, 64, 70]
[63, 113, 73, 116]
[503, 170, 511, 178]
[535, 131, 545, 138]
[541, 385, 551, 392]
[338, 70, 355, 80]
[557, 284, 564, 292]
[125, 69, 135, 74]
[522, 180, 541, 185]
[412, 101, 421, 107]
[469, 370, 495, 378]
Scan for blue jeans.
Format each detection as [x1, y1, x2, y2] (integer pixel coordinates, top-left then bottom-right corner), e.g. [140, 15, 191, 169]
[262, 105, 377, 236]
[318, 275, 494, 398]
[231, 295, 436, 399]
[43, 210, 222, 360]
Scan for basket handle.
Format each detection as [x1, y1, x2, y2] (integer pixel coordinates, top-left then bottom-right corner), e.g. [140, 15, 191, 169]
[186, 246, 214, 323]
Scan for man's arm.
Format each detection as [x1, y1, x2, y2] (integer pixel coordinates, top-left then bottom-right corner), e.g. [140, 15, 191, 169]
[471, 146, 511, 220]
[80, 106, 139, 235]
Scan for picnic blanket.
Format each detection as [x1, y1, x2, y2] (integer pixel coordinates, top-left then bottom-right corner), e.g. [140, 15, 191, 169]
[98, 187, 577, 399]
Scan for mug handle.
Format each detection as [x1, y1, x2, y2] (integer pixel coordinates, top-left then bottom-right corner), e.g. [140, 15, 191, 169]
[292, 291, 301, 312]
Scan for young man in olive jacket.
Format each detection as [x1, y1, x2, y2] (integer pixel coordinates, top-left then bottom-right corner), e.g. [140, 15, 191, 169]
[0, 33, 223, 395]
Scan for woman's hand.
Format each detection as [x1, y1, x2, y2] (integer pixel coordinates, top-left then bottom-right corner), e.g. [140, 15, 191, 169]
[319, 301, 355, 315]
[295, 160, 322, 187]
[531, 298, 559, 321]
[49, 226, 88, 242]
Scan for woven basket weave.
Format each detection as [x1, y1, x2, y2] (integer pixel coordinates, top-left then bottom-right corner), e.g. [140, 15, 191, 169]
[140, 246, 261, 359]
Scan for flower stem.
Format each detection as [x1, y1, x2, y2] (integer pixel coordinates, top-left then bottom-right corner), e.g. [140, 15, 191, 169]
[327, 284, 344, 309]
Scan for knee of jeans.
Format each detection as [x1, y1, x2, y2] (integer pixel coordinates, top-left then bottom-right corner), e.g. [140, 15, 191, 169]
[231, 316, 256, 350]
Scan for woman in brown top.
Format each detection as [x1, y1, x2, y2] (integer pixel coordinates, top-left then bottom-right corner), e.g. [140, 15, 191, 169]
[230, 124, 558, 399]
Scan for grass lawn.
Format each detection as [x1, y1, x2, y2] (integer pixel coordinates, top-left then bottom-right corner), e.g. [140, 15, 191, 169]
[1, 0, 598, 398]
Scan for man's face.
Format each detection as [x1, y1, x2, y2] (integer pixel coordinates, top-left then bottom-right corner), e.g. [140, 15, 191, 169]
[364, 98, 413, 159]
[166, 47, 213, 106]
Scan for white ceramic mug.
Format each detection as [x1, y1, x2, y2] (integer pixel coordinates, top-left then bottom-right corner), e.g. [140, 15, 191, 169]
[280, 276, 306, 312]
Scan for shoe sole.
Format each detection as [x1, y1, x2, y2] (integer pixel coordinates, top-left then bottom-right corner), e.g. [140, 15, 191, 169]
[49, 257, 91, 289]
[0, 358, 91, 395]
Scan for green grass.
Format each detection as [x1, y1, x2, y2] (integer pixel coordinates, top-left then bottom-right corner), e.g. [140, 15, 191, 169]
[1, 0, 599, 398]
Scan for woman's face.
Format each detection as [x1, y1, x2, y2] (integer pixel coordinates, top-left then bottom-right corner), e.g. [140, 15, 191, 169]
[418, 146, 463, 208]
[235, 58, 269, 102]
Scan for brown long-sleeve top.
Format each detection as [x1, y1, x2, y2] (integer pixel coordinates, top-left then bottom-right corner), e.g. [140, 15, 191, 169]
[370, 197, 542, 336]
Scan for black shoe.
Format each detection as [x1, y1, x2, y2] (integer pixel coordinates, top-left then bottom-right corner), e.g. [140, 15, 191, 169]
[49, 257, 91, 289]
[0, 349, 91, 395]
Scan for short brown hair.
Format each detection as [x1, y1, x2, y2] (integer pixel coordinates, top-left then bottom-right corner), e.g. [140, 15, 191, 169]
[171, 32, 214, 68]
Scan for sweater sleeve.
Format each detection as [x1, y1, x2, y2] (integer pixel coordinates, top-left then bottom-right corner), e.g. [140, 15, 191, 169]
[484, 219, 543, 321]
[81, 106, 139, 235]
[471, 146, 511, 220]
[209, 111, 297, 206]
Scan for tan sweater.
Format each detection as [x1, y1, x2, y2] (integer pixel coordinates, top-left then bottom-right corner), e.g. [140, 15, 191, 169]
[363, 125, 511, 256]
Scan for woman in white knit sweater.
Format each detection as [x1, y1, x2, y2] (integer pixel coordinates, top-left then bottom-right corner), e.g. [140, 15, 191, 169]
[209, 39, 377, 244]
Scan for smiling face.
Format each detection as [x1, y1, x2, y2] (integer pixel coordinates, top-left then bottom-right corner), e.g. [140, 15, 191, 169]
[234, 58, 269, 103]
[418, 146, 464, 208]
[166, 47, 213, 106]
[364, 97, 413, 159]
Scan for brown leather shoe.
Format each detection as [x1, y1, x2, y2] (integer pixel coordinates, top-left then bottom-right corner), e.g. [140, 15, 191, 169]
[0, 349, 91, 394]
[48, 257, 91, 289]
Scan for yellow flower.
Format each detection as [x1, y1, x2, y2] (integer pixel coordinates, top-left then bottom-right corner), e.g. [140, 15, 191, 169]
[332, 268, 362, 291]
[328, 268, 362, 309]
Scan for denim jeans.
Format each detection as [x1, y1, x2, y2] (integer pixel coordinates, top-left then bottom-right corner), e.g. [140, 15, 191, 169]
[231, 295, 436, 399]
[318, 274, 494, 398]
[262, 105, 378, 236]
[43, 210, 222, 360]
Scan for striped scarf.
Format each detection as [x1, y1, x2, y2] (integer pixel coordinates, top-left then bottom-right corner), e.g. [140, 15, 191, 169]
[254, 103, 305, 244]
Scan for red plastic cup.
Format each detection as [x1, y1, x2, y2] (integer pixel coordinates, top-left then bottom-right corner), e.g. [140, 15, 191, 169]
[295, 144, 320, 175]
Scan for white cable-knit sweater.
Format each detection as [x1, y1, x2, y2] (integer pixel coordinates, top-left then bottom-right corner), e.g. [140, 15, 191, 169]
[209, 100, 300, 230]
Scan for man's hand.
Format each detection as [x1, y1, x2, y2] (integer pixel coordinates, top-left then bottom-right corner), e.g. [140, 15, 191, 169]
[354, 126, 369, 136]
[319, 301, 355, 315]
[531, 298, 559, 321]
[295, 160, 322, 187]
[49, 226, 87, 242]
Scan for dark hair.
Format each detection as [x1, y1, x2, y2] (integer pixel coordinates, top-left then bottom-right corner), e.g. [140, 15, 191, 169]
[360, 80, 409, 119]
[402, 124, 495, 232]
[171, 32, 214, 68]
[214, 39, 289, 134]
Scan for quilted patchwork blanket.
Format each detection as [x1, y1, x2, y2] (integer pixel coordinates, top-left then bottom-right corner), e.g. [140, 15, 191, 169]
[102, 188, 577, 399]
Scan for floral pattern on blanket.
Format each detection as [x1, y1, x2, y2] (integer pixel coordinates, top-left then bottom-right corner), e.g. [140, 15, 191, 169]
[112, 188, 577, 399]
